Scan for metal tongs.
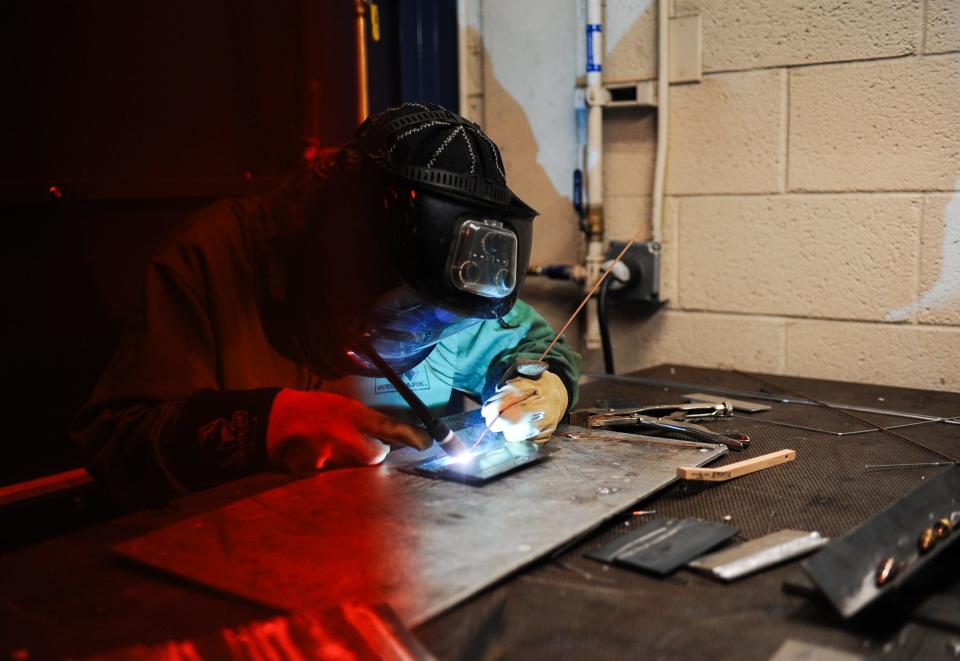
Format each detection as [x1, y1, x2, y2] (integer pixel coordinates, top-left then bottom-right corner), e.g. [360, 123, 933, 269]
[568, 402, 751, 450]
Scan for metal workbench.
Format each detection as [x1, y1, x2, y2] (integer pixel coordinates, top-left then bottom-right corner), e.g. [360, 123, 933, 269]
[2, 365, 959, 660]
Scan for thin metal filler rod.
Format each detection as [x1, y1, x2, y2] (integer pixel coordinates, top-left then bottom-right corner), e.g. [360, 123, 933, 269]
[477, 229, 651, 443]
[728, 414, 949, 438]
[733, 370, 957, 464]
[581, 370, 955, 423]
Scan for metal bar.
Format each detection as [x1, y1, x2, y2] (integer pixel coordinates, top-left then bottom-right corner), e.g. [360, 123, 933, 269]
[728, 414, 942, 438]
[863, 462, 956, 471]
[727, 415, 860, 437]
[354, 0, 370, 123]
[837, 420, 943, 437]
[0, 468, 94, 507]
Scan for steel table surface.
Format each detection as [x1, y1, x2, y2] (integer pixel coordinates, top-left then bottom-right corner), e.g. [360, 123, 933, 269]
[2, 365, 959, 660]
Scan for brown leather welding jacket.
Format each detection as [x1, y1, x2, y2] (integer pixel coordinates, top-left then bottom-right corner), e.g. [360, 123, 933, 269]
[71, 192, 304, 507]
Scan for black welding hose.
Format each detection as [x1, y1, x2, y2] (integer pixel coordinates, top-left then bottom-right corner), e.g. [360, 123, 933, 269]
[598, 275, 615, 375]
[356, 337, 466, 455]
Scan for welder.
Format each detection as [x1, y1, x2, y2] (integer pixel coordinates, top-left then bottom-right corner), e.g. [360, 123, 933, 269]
[72, 102, 580, 507]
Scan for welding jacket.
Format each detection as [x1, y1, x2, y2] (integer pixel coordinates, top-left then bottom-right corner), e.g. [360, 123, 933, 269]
[72, 170, 580, 508]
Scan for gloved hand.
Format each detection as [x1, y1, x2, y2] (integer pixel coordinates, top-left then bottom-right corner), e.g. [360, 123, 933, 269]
[266, 389, 432, 474]
[480, 371, 568, 443]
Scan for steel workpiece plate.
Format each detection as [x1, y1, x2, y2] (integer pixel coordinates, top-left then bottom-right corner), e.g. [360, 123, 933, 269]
[398, 425, 560, 485]
[115, 425, 725, 627]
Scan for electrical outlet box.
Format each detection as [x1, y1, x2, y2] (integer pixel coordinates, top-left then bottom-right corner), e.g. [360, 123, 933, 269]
[605, 241, 661, 302]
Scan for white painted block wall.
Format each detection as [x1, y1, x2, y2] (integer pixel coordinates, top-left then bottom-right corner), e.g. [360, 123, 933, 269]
[465, 0, 960, 391]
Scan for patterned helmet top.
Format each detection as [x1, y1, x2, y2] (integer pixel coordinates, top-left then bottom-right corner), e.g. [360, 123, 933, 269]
[356, 102, 536, 215]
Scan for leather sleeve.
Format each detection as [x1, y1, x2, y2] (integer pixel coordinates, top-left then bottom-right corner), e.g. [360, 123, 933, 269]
[71, 244, 279, 508]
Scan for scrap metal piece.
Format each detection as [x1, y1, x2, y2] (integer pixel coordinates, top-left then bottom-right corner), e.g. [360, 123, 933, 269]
[689, 530, 828, 581]
[586, 517, 738, 576]
[802, 465, 960, 618]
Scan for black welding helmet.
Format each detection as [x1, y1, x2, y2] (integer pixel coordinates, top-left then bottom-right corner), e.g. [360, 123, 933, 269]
[284, 103, 537, 376]
[334, 102, 539, 374]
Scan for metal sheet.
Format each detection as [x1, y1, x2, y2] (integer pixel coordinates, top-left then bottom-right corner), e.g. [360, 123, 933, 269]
[115, 426, 726, 627]
[585, 517, 738, 576]
[689, 530, 828, 581]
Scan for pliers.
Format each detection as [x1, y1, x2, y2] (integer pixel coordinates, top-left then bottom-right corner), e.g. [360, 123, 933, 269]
[568, 402, 751, 450]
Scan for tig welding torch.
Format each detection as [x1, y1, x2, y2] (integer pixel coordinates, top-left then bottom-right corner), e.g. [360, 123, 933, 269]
[356, 337, 467, 457]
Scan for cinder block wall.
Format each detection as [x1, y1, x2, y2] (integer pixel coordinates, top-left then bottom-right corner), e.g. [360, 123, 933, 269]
[465, 0, 960, 391]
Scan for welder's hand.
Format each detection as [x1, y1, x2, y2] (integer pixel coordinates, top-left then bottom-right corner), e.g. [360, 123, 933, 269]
[481, 371, 568, 443]
[266, 389, 432, 474]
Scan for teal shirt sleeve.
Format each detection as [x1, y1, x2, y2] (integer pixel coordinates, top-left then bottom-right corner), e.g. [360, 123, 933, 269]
[435, 300, 582, 410]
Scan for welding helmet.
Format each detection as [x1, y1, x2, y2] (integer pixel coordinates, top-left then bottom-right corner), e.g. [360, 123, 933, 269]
[265, 103, 538, 378]
[282, 103, 537, 377]
[339, 102, 539, 375]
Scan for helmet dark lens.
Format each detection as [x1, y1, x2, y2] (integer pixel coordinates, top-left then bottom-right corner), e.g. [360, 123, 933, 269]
[459, 261, 480, 285]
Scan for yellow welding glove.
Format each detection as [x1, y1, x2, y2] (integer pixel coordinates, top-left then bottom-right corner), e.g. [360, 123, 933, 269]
[480, 371, 568, 443]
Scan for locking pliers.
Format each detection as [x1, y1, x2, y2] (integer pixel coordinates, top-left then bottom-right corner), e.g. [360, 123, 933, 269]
[568, 402, 750, 450]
